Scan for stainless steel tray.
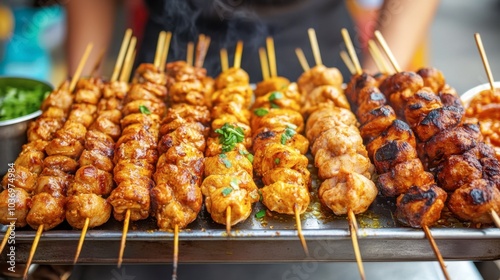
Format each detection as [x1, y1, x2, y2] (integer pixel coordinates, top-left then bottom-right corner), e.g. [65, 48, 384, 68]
[1, 191, 500, 264]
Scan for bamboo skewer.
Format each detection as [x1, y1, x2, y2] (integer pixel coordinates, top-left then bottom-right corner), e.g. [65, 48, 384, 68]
[348, 210, 366, 280]
[118, 209, 131, 268]
[200, 36, 211, 68]
[154, 31, 166, 68]
[90, 48, 106, 77]
[258, 47, 270, 81]
[0, 225, 12, 254]
[23, 225, 43, 280]
[423, 226, 451, 280]
[172, 224, 179, 280]
[491, 210, 500, 229]
[234, 40, 243, 69]
[341, 28, 361, 75]
[266, 37, 277, 77]
[340, 50, 356, 75]
[226, 206, 232, 236]
[73, 217, 90, 264]
[373, 30, 451, 280]
[120, 38, 137, 82]
[474, 33, 496, 93]
[186, 42, 194, 67]
[220, 48, 229, 72]
[295, 48, 310, 72]
[111, 28, 132, 82]
[195, 35, 210, 68]
[69, 43, 93, 92]
[374, 30, 401, 72]
[307, 28, 322, 66]
[368, 40, 392, 74]
[160, 32, 172, 70]
[294, 204, 309, 257]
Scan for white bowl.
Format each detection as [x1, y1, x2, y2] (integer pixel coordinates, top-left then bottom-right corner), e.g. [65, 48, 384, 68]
[460, 81, 500, 105]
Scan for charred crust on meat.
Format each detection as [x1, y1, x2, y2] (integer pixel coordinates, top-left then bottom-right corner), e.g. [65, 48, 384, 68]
[400, 186, 437, 206]
[256, 130, 276, 140]
[375, 141, 399, 162]
[469, 188, 488, 205]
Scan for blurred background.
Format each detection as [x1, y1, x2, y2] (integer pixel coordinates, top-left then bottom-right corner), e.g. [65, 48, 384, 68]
[0, 0, 499, 279]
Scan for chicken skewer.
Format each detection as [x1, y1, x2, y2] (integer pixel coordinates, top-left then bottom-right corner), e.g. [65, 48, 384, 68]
[70, 31, 135, 264]
[374, 30, 500, 226]
[201, 41, 258, 235]
[151, 34, 211, 280]
[22, 43, 98, 280]
[108, 31, 168, 268]
[298, 28, 377, 279]
[251, 37, 311, 256]
[0, 81, 76, 255]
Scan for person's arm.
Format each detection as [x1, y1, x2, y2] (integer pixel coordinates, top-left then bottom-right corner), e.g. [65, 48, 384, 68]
[65, 0, 118, 75]
[362, 0, 440, 73]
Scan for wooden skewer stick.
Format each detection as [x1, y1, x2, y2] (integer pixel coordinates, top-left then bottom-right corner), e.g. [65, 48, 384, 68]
[474, 33, 496, 92]
[294, 204, 309, 257]
[368, 39, 392, 74]
[226, 206, 232, 236]
[0, 225, 13, 254]
[200, 36, 211, 68]
[374, 30, 401, 72]
[258, 47, 270, 81]
[186, 42, 195, 67]
[73, 217, 90, 264]
[307, 28, 322, 66]
[23, 225, 43, 280]
[295, 48, 310, 72]
[491, 210, 500, 228]
[423, 225, 451, 280]
[69, 43, 93, 92]
[340, 28, 362, 75]
[172, 224, 179, 280]
[340, 50, 356, 75]
[160, 32, 172, 70]
[234, 40, 243, 69]
[154, 31, 166, 68]
[195, 34, 206, 68]
[348, 209, 366, 280]
[111, 28, 132, 82]
[121, 51, 136, 83]
[266, 37, 277, 77]
[220, 48, 229, 72]
[120, 37, 137, 82]
[118, 209, 131, 268]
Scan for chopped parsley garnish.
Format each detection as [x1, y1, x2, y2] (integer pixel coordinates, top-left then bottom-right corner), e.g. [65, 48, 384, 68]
[222, 187, 233, 196]
[0, 85, 49, 121]
[139, 105, 151, 115]
[255, 209, 266, 219]
[214, 123, 245, 153]
[239, 149, 249, 155]
[268, 91, 283, 101]
[253, 108, 269, 117]
[280, 125, 296, 144]
[268, 91, 283, 109]
[230, 178, 240, 190]
[246, 154, 254, 163]
[219, 154, 232, 168]
[274, 158, 280, 165]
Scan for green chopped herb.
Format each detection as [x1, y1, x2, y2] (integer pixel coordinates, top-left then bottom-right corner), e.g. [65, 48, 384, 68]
[214, 123, 245, 153]
[219, 153, 227, 158]
[222, 158, 232, 168]
[139, 105, 151, 115]
[280, 125, 297, 144]
[274, 158, 280, 165]
[268, 91, 283, 101]
[0, 85, 50, 121]
[253, 108, 269, 117]
[230, 178, 239, 190]
[239, 149, 249, 155]
[255, 209, 266, 219]
[270, 103, 280, 109]
[246, 153, 254, 163]
[222, 187, 233, 196]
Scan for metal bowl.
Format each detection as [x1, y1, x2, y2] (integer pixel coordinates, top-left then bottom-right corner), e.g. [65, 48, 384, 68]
[0, 77, 53, 175]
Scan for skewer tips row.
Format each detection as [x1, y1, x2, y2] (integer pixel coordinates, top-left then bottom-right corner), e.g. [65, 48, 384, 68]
[69, 43, 94, 92]
[307, 28, 322, 67]
[340, 28, 362, 75]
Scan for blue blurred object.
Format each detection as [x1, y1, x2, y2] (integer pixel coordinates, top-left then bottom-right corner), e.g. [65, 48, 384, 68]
[0, 5, 65, 83]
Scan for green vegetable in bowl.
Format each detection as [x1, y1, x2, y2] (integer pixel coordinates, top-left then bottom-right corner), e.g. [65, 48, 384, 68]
[0, 85, 49, 121]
